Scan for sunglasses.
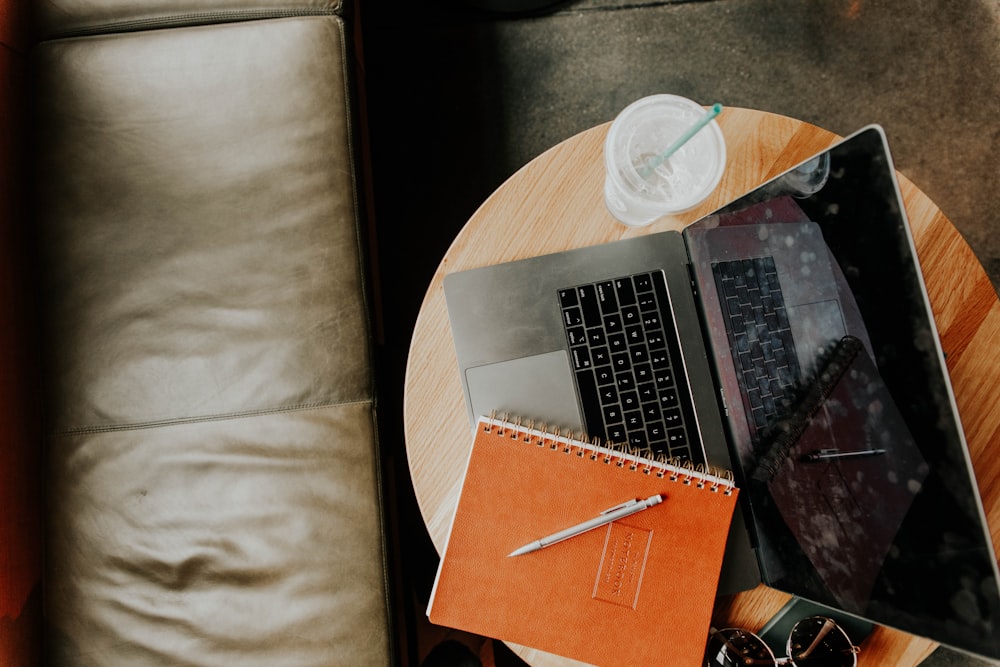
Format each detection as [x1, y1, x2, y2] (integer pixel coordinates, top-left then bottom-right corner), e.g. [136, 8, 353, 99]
[705, 616, 860, 667]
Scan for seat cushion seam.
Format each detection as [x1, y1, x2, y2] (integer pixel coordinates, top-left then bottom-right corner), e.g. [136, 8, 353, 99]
[47, 397, 374, 438]
[41, 8, 342, 40]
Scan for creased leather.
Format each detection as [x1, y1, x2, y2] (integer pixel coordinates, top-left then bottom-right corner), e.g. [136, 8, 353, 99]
[46, 404, 390, 666]
[34, 17, 370, 434]
[34, 15, 390, 666]
[35, 0, 344, 39]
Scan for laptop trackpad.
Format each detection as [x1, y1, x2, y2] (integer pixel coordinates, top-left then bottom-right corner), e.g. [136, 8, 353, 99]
[466, 351, 584, 432]
[788, 299, 847, 375]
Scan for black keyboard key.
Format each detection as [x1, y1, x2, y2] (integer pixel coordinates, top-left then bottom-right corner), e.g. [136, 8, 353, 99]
[629, 346, 649, 364]
[645, 331, 666, 349]
[621, 305, 641, 326]
[634, 364, 653, 385]
[764, 310, 778, 330]
[663, 408, 683, 427]
[733, 265, 747, 287]
[718, 261, 734, 281]
[575, 368, 602, 435]
[633, 273, 654, 292]
[659, 389, 679, 409]
[603, 404, 624, 425]
[611, 352, 631, 372]
[620, 391, 639, 412]
[650, 350, 670, 369]
[615, 277, 636, 306]
[637, 381, 656, 402]
[615, 373, 634, 392]
[721, 275, 736, 298]
[653, 368, 674, 388]
[558, 272, 702, 462]
[596, 281, 618, 314]
[563, 307, 582, 327]
[666, 428, 690, 455]
[625, 324, 644, 345]
[577, 284, 602, 327]
[566, 326, 586, 346]
[607, 424, 627, 443]
[647, 422, 666, 443]
[607, 333, 627, 353]
[637, 292, 657, 311]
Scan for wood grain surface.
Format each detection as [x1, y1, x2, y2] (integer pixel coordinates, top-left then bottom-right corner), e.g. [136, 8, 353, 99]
[403, 107, 999, 666]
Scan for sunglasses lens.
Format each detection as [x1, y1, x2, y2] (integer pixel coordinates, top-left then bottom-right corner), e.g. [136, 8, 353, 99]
[787, 617, 857, 667]
[705, 628, 775, 666]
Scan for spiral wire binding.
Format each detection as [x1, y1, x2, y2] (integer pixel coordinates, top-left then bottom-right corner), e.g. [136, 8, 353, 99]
[484, 411, 735, 495]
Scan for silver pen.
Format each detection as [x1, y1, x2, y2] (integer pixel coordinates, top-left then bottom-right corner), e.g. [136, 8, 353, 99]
[803, 448, 887, 462]
[507, 494, 663, 557]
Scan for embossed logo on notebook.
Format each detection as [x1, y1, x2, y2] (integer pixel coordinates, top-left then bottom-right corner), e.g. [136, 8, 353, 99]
[592, 521, 652, 609]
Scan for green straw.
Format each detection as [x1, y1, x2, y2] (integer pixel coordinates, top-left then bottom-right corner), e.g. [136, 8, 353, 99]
[638, 103, 723, 178]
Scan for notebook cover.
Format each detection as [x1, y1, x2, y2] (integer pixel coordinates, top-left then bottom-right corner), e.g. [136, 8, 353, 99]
[428, 415, 739, 667]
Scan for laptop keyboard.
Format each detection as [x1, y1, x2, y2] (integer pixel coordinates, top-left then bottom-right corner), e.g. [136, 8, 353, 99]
[558, 271, 701, 461]
[711, 256, 801, 437]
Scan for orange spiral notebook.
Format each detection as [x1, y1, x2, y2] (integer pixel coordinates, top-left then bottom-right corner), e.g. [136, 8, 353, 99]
[428, 415, 739, 667]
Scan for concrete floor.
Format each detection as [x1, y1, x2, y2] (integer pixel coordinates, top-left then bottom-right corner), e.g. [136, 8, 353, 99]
[361, 2, 1000, 665]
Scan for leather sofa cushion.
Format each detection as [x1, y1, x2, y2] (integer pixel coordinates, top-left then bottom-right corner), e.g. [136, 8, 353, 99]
[46, 404, 389, 666]
[34, 15, 390, 666]
[35, 0, 344, 39]
[34, 16, 371, 434]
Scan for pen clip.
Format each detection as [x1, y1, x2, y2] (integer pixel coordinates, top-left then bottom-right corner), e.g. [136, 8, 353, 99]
[601, 499, 639, 514]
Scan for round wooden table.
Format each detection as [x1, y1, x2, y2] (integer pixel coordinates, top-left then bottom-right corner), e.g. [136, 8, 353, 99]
[403, 107, 1000, 666]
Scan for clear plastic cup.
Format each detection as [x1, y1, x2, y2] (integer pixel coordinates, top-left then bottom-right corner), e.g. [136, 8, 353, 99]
[604, 94, 726, 226]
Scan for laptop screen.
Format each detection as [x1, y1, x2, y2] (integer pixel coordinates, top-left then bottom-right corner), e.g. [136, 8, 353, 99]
[688, 126, 1000, 658]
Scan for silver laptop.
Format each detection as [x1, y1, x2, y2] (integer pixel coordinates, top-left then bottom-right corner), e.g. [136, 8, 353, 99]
[443, 126, 1000, 660]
